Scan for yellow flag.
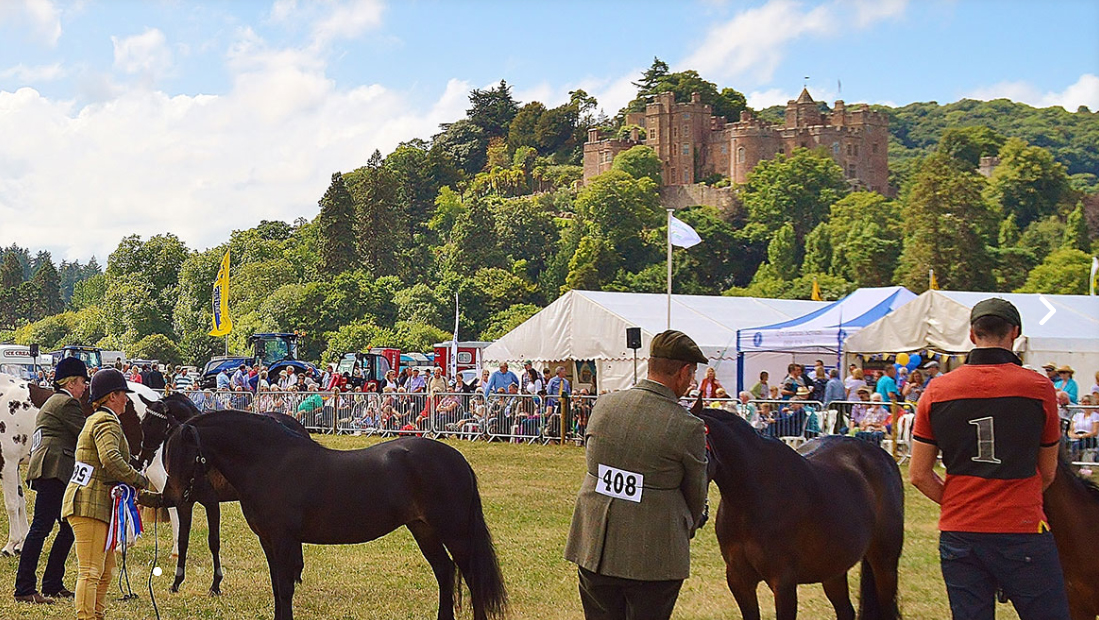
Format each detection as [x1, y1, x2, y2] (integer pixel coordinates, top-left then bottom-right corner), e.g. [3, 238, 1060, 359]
[209, 249, 233, 337]
[929, 268, 939, 291]
[811, 277, 822, 301]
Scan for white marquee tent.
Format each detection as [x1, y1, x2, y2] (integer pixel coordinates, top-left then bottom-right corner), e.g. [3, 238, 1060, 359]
[482, 290, 827, 392]
[844, 290, 1099, 380]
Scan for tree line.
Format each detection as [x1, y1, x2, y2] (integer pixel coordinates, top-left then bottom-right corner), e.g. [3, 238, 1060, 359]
[2, 64, 1096, 367]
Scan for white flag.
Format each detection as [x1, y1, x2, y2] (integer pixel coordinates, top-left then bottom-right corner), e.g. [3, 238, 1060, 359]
[1091, 256, 1098, 296]
[669, 215, 702, 248]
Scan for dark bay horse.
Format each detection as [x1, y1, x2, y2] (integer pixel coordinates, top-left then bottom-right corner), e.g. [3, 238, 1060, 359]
[1045, 457, 1099, 619]
[160, 410, 507, 620]
[135, 392, 310, 594]
[695, 403, 904, 620]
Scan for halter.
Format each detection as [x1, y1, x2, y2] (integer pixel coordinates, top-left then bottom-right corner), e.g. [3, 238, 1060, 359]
[136, 406, 169, 470]
[179, 424, 207, 504]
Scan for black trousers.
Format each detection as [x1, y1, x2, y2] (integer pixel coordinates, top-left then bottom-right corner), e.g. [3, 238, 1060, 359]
[578, 567, 683, 620]
[14, 478, 74, 596]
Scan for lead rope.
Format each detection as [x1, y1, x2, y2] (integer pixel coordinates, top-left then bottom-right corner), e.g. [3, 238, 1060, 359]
[108, 484, 142, 601]
[148, 507, 162, 620]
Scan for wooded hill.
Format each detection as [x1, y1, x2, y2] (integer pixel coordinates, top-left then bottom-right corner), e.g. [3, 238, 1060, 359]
[2, 61, 1096, 366]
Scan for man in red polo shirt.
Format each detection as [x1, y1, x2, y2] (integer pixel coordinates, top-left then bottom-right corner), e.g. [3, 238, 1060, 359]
[909, 298, 1068, 619]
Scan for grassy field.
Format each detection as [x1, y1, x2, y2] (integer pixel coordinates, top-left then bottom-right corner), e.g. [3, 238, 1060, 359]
[0, 435, 1028, 620]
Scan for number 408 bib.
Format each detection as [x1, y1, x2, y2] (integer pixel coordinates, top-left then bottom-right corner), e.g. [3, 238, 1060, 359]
[596, 464, 643, 503]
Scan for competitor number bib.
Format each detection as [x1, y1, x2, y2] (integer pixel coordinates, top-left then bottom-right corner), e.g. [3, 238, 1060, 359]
[31, 429, 42, 452]
[70, 461, 94, 487]
[596, 464, 643, 503]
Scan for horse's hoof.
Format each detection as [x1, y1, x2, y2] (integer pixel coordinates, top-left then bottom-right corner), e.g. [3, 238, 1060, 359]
[169, 585, 180, 594]
[1, 549, 14, 558]
[208, 589, 221, 596]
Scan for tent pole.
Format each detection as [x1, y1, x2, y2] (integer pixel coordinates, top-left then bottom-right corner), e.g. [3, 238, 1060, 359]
[666, 208, 673, 330]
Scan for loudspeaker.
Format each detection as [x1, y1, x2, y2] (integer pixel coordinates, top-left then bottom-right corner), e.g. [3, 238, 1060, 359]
[28, 344, 39, 357]
[625, 327, 642, 350]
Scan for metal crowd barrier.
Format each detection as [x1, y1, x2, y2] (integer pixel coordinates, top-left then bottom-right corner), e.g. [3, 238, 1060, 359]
[1063, 404, 1099, 467]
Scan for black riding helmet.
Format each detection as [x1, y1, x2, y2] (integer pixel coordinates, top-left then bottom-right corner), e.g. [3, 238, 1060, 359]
[54, 357, 90, 382]
[89, 368, 133, 403]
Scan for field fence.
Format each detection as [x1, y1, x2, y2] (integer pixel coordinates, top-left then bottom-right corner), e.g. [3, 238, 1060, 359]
[139, 388, 1099, 466]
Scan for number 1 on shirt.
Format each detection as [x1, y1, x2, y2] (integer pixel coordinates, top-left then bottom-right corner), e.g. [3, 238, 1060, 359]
[969, 416, 1002, 464]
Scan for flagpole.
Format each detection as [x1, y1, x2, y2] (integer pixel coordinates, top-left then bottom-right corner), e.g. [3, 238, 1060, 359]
[666, 208, 673, 330]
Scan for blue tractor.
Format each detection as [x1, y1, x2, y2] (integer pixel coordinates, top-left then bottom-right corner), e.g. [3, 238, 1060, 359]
[200, 332, 318, 389]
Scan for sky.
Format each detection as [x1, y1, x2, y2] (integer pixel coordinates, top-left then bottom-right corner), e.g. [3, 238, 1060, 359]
[1, 0, 1097, 263]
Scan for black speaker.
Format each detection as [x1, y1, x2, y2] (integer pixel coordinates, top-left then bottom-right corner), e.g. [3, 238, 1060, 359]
[626, 327, 642, 350]
[28, 343, 39, 357]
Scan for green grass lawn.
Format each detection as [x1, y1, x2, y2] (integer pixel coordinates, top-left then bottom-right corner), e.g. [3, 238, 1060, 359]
[0, 435, 1027, 619]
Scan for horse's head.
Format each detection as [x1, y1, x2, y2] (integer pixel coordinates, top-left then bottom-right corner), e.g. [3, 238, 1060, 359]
[136, 393, 173, 470]
[162, 420, 206, 507]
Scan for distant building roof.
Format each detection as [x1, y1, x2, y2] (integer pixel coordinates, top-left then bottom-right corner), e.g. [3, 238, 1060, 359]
[796, 87, 814, 104]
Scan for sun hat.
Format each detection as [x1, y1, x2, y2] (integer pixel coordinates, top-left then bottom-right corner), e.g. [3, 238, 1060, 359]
[1057, 365, 1075, 374]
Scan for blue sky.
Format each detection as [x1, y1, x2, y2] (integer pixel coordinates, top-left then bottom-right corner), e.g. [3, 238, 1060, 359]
[1, 0, 1097, 262]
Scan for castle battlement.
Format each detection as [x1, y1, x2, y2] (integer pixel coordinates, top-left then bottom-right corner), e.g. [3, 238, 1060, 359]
[583, 87, 891, 196]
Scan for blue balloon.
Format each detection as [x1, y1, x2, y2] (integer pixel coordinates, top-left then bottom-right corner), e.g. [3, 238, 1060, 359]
[906, 353, 922, 371]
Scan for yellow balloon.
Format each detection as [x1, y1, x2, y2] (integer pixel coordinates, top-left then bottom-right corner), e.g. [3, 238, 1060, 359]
[896, 353, 910, 366]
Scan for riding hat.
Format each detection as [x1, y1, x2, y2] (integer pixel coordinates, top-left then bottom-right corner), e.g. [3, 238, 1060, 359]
[650, 330, 707, 364]
[54, 357, 90, 382]
[89, 368, 134, 403]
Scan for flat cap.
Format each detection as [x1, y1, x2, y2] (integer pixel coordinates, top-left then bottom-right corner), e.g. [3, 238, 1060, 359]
[970, 297, 1022, 332]
[649, 330, 707, 364]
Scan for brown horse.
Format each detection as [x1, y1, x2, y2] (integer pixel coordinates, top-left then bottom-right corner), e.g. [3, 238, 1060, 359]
[1045, 457, 1099, 620]
[695, 402, 904, 620]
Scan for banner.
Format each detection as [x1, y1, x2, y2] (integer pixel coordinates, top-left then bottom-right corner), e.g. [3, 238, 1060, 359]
[668, 215, 702, 248]
[811, 277, 822, 301]
[209, 249, 233, 337]
[1091, 256, 1097, 296]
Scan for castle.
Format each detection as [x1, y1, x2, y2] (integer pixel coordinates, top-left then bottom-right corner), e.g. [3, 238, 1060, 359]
[583, 88, 891, 195]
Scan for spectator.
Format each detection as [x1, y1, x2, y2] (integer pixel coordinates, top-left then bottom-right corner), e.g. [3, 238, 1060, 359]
[841, 385, 873, 434]
[823, 368, 845, 408]
[524, 368, 543, 396]
[750, 371, 769, 400]
[383, 370, 398, 390]
[810, 364, 829, 403]
[699, 367, 723, 399]
[407, 368, 427, 393]
[128, 365, 143, 384]
[1055, 365, 1079, 404]
[1041, 362, 1059, 384]
[735, 391, 761, 428]
[896, 366, 909, 392]
[397, 367, 412, 389]
[902, 369, 925, 403]
[1069, 405, 1099, 461]
[216, 367, 231, 390]
[257, 370, 270, 391]
[876, 364, 900, 404]
[520, 360, 535, 392]
[844, 367, 865, 400]
[769, 385, 780, 400]
[809, 360, 827, 382]
[1056, 390, 1072, 425]
[174, 367, 193, 391]
[484, 362, 520, 398]
[922, 360, 941, 384]
[856, 393, 890, 445]
[1092, 370, 1099, 399]
[467, 368, 488, 394]
[780, 363, 804, 400]
[546, 366, 570, 410]
[230, 364, 249, 390]
[144, 364, 166, 390]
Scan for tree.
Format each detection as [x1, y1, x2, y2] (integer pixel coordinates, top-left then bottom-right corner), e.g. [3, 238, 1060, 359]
[322, 319, 397, 363]
[31, 255, 63, 318]
[938, 126, 1005, 168]
[985, 138, 1073, 228]
[624, 63, 746, 122]
[437, 196, 506, 276]
[1016, 248, 1092, 294]
[895, 154, 997, 291]
[433, 119, 488, 176]
[806, 192, 903, 287]
[344, 152, 406, 278]
[508, 102, 547, 151]
[466, 80, 518, 139]
[480, 304, 540, 340]
[564, 235, 618, 292]
[611, 145, 662, 184]
[742, 148, 848, 249]
[130, 333, 183, 366]
[1063, 202, 1091, 252]
[766, 223, 798, 276]
[534, 103, 578, 155]
[1018, 215, 1067, 262]
[1, 251, 23, 290]
[316, 172, 358, 276]
[490, 195, 558, 283]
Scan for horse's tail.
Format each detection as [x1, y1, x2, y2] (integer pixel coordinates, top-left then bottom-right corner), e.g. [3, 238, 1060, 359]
[461, 466, 508, 620]
[857, 557, 897, 620]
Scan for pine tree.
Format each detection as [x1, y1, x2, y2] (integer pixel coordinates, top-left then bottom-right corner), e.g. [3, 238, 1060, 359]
[0, 251, 22, 290]
[316, 172, 357, 276]
[31, 253, 63, 317]
[346, 151, 404, 277]
[1063, 202, 1090, 252]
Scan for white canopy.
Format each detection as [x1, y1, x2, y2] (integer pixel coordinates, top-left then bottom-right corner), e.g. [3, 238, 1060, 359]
[482, 290, 827, 392]
[845, 290, 1099, 379]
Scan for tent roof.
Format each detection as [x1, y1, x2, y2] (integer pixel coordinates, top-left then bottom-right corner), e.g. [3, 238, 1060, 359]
[844, 290, 1099, 354]
[738, 286, 916, 353]
[482, 290, 827, 363]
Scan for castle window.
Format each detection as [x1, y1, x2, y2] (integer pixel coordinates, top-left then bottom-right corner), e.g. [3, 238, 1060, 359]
[834, 142, 841, 155]
[673, 127, 678, 139]
[845, 144, 852, 156]
[737, 147, 746, 163]
[683, 113, 690, 120]
[683, 169, 689, 183]
[854, 145, 860, 156]
[671, 167, 677, 181]
[682, 143, 690, 155]
[872, 143, 879, 154]
[779, 147, 785, 155]
[720, 144, 728, 154]
[683, 124, 689, 136]
[847, 163, 856, 178]
[800, 141, 807, 148]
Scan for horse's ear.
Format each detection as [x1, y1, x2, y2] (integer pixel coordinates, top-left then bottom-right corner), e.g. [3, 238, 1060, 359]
[139, 393, 158, 407]
[690, 394, 705, 416]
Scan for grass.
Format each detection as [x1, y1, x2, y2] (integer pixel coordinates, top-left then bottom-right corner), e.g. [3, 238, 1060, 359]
[0, 435, 1029, 619]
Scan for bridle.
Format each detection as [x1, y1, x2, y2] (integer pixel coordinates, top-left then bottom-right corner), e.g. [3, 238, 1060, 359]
[179, 424, 208, 504]
[136, 405, 169, 471]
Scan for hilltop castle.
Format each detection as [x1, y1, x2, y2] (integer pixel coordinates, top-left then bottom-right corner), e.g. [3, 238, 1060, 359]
[583, 88, 891, 195]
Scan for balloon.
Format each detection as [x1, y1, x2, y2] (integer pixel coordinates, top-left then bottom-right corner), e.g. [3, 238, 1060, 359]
[907, 354, 922, 371]
[895, 352, 910, 366]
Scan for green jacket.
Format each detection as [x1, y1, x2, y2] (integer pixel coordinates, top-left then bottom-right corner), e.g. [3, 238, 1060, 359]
[26, 391, 85, 485]
[62, 408, 150, 523]
[564, 379, 707, 581]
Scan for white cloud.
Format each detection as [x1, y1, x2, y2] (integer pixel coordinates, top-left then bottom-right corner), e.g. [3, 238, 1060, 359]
[112, 28, 173, 77]
[0, 62, 65, 82]
[679, 0, 908, 85]
[268, 0, 384, 47]
[0, 0, 62, 46]
[0, 27, 469, 262]
[964, 74, 1099, 112]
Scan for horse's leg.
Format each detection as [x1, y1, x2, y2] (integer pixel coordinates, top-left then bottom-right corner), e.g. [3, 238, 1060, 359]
[726, 566, 762, 620]
[257, 537, 284, 620]
[270, 539, 303, 620]
[408, 520, 457, 620]
[168, 506, 181, 556]
[822, 574, 855, 620]
[205, 500, 224, 595]
[170, 500, 195, 592]
[770, 577, 799, 620]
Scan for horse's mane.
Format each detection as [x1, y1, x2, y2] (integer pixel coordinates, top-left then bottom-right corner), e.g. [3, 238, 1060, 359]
[696, 407, 786, 448]
[189, 409, 315, 444]
[162, 391, 202, 420]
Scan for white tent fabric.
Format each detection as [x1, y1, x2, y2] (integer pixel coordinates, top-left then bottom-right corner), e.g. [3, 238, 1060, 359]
[482, 290, 827, 393]
[845, 290, 1099, 380]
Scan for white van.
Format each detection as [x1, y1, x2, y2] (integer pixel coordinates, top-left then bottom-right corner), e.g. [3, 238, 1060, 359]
[0, 345, 53, 381]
